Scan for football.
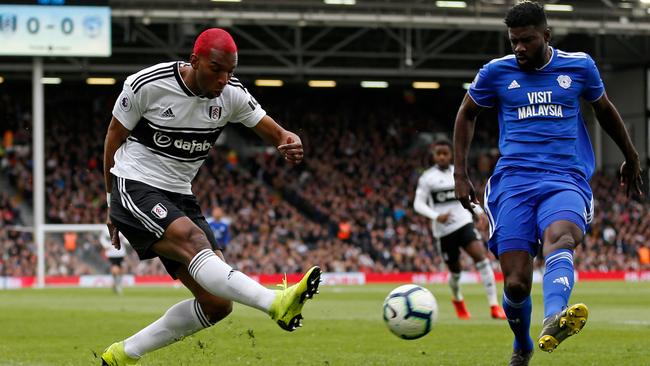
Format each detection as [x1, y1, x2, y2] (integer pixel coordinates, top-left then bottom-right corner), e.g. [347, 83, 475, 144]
[382, 284, 438, 340]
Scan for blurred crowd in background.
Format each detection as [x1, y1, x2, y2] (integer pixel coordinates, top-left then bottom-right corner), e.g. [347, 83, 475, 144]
[1, 86, 649, 279]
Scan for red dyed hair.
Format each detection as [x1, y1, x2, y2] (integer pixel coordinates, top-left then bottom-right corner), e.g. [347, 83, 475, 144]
[193, 28, 237, 56]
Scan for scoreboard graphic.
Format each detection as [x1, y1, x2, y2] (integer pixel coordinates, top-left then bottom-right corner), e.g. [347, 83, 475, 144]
[0, 4, 110, 57]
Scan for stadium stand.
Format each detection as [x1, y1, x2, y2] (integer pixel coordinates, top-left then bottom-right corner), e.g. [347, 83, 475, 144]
[0, 87, 648, 278]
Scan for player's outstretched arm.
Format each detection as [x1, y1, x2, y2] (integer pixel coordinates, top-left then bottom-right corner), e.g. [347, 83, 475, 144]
[103, 117, 131, 249]
[453, 94, 482, 212]
[591, 93, 643, 197]
[252, 115, 304, 164]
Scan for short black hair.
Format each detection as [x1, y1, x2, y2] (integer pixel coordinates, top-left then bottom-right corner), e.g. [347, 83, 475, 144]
[433, 139, 452, 150]
[504, 1, 547, 28]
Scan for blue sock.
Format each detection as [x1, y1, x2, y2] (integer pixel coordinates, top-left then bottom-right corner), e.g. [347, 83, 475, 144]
[503, 293, 533, 352]
[543, 249, 575, 319]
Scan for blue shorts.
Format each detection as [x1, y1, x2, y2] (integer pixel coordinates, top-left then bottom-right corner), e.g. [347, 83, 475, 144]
[483, 169, 593, 258]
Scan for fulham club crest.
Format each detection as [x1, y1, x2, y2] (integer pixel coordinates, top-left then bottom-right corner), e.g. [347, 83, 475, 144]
[151, 203, 168, 219]
[209, 106, 222, 120]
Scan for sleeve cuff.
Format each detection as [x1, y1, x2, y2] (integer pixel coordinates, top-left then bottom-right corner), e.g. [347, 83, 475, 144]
[467, 91, 494, 108]
[241, 109, 266, 128]
[585, 89, 605, 103]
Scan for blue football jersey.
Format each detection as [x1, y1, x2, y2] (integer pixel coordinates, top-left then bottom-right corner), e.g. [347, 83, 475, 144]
[207, 218, 231, 247]
[468, 47, 605, 179]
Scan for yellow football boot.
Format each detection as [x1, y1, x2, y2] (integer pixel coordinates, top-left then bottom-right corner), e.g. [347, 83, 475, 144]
[100, 341, 138, 366]
[538, 303, 589, 353]
[269, 266, 322, 331]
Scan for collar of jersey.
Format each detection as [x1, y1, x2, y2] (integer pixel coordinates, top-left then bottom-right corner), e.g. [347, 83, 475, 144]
[174, 61, 200, 98]
[435, 164, 452, 172]
[535, 46, 555, 71]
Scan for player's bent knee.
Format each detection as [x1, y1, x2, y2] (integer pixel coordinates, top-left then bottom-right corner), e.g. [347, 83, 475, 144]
[544, 221, 584, 250]
[544, 231, 582, 256]
[187, 227, 211, 250]
[197, 296, 233, 324]
[173, 227, 212, 257]
[503, 277, 531, 300]
[549, 232, 579, 246]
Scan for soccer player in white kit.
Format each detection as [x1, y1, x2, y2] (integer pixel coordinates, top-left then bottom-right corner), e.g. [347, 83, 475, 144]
[414, 139, 506, 320]
[99, 227, 129, 295]
[100, 28, 321, 365]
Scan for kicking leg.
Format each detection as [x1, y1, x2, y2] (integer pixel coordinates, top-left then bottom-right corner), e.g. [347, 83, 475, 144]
[538, 220, 588, 352]
[152, 217, 321, 331]
[152, 218, 276, 312]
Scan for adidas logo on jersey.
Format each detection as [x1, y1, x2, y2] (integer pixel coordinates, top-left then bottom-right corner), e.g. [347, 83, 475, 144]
[507, 80, 520, 90]
[161, 107, 175, 119]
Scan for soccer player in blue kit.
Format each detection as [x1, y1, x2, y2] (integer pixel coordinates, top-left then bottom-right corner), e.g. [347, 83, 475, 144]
[452, 2, 643, 365]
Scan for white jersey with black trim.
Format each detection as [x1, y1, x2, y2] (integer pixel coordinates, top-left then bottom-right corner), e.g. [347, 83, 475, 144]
[413, 165, 474, 238]
[110, 61, 266, 194]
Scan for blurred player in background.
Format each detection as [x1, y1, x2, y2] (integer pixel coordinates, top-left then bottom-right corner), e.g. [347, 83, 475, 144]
[100, 28, 321, 366]
[99, 227, 130, 295]
[453, 2, 643, 365]
[414, 139, 506, 320]
[207, 206, 230, 248]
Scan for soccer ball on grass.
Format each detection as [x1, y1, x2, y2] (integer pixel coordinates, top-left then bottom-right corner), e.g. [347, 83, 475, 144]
[383, 284, 438, 340]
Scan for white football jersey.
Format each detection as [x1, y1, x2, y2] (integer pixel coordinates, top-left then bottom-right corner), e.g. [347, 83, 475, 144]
[110, 61, 266, 194]
[413, 165, 474, 238]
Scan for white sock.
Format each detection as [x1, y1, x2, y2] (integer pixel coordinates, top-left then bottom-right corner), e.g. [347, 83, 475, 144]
[449, 272, 463, 301]
[477, 258, 498, 306]
[124, 299, 209, 359]
[188, 249, 276, 313]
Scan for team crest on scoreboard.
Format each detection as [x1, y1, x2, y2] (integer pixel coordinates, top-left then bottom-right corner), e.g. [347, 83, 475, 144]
[83, 16, 103, 38]
[209, 106, 223, 120]
[151, 203, 168, 219]
[557, 75, 572, 89]
[0, 14, 17, 34]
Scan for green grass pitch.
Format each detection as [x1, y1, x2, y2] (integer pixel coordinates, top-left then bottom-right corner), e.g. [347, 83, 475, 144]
[0, 281, 648, 365]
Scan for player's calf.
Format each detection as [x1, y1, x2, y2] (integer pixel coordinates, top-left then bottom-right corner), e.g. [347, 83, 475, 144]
[197, 296, 233, 324]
